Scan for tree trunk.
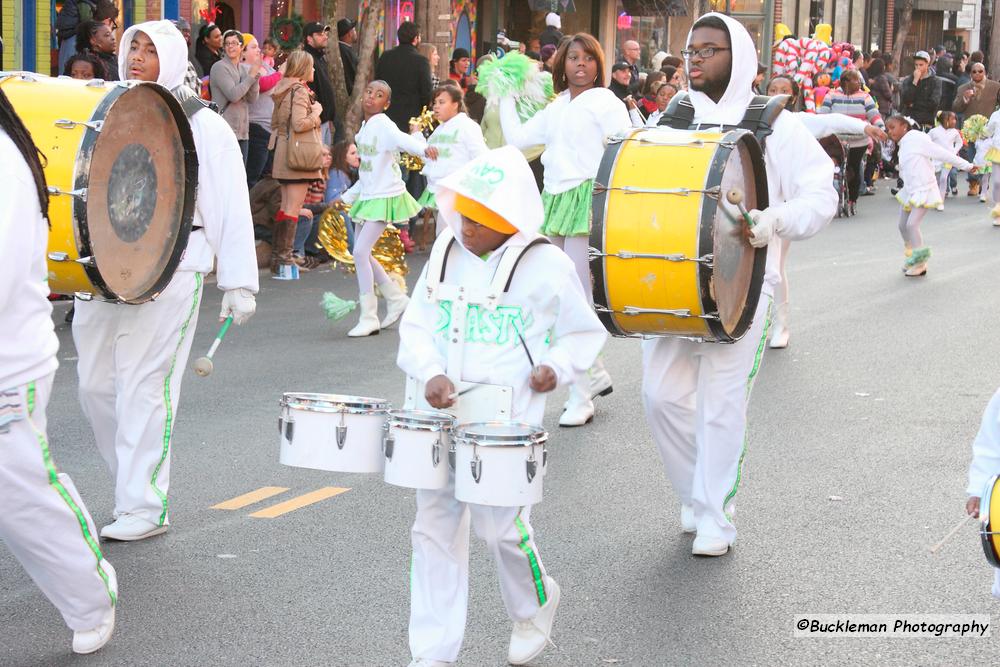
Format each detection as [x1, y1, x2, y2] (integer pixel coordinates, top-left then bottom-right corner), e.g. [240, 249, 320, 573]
[345, 2, 380, 137]
[891, 0, 913, 70]
[990, 1, 1000, 73]
[322, 0, 351, 123]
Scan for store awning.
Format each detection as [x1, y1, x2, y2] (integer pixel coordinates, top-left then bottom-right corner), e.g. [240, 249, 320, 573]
[913, 0, 965, 12]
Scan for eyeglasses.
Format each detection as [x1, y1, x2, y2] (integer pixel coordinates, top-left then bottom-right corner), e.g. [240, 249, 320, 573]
[972, 68, 986, 74]
[681, 47, 730, 60]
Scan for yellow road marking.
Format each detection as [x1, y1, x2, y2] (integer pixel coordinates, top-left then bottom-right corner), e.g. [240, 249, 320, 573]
[249, 487, 351, 518]
[212, 486, 290, 510]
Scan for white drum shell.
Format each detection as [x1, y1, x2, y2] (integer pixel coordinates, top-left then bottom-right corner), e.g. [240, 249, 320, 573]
[454, 442, 545, 507]
[383, 423, 451, 490]
[279, 397, 387, 474]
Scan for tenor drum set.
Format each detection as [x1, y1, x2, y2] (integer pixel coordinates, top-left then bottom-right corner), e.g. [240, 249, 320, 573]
[1, 72, 197, 303]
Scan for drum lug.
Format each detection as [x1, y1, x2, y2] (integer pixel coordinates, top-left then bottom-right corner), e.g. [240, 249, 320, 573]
[75, 256, 96, 267]
[284, 418, 295, 444]
[74, 292, 94, 301]
[47, 186, 88, 202]
[542, 444, 548, 469]
[383, 423, 394, 460]
[47, 252, 69, 262]
[471, 445, 482, 483]
[278, 416, 282, 436]
[54, 119, 104, 132]
[448, 440, 456, 471]
[431, 436, 441, 468]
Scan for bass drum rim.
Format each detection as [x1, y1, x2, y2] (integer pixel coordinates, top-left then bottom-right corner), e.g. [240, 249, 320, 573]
[74, 82, 198, 304]
[697, 129, 768, 343]
[982, 474, 1000, 569]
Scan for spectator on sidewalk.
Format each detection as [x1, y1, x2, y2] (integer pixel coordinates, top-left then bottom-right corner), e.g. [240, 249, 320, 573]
[303, 22, 339, 144]
[195, 22, 223, 76]
[210, 30, 261, 164]
[75, 20, 118, 80]
[447, 48, 477, 93]
[338, 18, 359, 96]
[245, 35, 282, 189]
[173, 18, 202, 92]
[936, 54, 958, 111]
[539, 12, 562, 48]
[621, 40, 641, 95]
[608, 61, 632, 103]
[417, 43, 441, 89]
[63, 51, 106, 79]
[867, 58, 893, 115]
[375, 21, 432, 133]
[953, 62, 1000, 196]
[900, 51, 941, 128]
[56, 0, 117, 72]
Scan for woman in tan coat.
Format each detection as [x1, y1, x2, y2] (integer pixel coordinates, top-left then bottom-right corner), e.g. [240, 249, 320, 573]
[268, 50, 323, 279]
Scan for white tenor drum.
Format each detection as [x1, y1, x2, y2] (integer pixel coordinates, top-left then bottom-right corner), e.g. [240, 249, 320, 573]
[279, 393, 390, 473]
[452, 422, 548, 507]
[383, 410, 455, 490]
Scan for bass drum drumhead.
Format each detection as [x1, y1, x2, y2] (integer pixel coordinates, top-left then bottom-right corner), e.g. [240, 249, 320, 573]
[83, 83, 196, 303]
[702, 131, 767, 340]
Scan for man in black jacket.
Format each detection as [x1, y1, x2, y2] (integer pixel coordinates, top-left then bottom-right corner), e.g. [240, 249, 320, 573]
[303, 22, 338, 143]
[375, 21, 432, 133]
[899, 50, 942, 128]
[337, 18, 359, 97]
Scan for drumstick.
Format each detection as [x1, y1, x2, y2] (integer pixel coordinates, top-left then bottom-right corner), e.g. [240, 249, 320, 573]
[516, 330, 536, 369]
[193, 317, 233, 377]
[929, 513, 976, 554]
[725, 188, 756, 228]
[447, 385, 480, 401]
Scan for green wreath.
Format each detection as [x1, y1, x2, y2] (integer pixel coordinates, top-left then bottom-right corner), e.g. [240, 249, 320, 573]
[271, 14, 305, 51]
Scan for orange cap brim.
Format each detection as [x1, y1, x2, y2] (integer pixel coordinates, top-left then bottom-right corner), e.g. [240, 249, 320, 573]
[454, 193, 517, 234]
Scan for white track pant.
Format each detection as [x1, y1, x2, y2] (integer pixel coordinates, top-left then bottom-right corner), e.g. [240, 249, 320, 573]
[409, 476, 549, 662]
[641, 297, 772, 544]
[0, 374, 117, 630]
[72, 271, 203, 526]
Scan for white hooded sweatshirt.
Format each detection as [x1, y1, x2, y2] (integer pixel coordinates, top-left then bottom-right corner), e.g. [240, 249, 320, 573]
[416, 112, 489, 194]
[499, 86, 630, 194]
[118, 21, 259, 293]
[686, 13, 838, 295]
[397, 146, 607, 425]
[341, 112, 428, 204]
[0, 131, 58, 390]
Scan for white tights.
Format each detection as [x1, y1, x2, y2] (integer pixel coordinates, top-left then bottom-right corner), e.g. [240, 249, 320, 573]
[548, 235, 594, 305]
[897, 207, 928, 248]
[354, 221, 391, 296]
[992, 169, 1000, 205]
[936, 169, 950, 201]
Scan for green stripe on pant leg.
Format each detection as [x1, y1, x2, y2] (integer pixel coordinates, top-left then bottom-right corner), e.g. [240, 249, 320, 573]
[723, 298, 773, 519]
[514, 514, 547, 607]
[151, 273, 203, 527]
[26, 381, 117, 606]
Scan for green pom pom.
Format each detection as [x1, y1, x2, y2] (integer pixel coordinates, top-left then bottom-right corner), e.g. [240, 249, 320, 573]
[321, 292, 357, 321]
[963, 114, 989, 143]
[475, 53, 555, 121]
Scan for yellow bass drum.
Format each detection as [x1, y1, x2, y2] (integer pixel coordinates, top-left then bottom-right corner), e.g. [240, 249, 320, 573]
[981, 475, 1000, 568]
[0, 72, 197, 304]
[590, 127, 768, 343]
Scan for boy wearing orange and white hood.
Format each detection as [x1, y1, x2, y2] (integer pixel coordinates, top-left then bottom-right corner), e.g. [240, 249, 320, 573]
[397, 146, 606, 667]
[72, 21, 259, 541]
[642, 14, 837, 556]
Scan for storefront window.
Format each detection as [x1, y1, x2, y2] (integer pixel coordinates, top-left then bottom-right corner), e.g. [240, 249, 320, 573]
[614, 1, 676, 68]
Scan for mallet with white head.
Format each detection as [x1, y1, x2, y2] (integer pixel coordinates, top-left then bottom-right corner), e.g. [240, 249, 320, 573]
[193, 316, 233, 377]
[726, 188, 756, 228]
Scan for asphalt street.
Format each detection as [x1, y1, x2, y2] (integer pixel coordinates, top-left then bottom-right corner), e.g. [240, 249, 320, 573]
[3, 183, 1000, 666]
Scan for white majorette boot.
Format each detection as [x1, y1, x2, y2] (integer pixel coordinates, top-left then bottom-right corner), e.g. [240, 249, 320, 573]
[73, 606, 116, 654]
[559, 382, 595, 427]
[769, 302, 790, 349]
[379, 280, 410, 328]
[100, 513, 167, 541]
[508, 578, 561, 665]
[692, 534, 730, 557]
[588, 356, 613, 399]
[348, 294, 380, 337]
[680, 504, 696, 534]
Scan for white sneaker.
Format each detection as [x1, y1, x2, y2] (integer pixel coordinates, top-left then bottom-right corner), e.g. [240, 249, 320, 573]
[508, 578, 560, 665]
[558, 384, 594, 427]
[768, 302, 790, 349]
[935, 203, 944, 211]
[981, 194, 989, 203]
[588, 359, 613, 399]
[904, 262, 928, 277]
[407, 660, 455, 667]
[692, 534, 730, 556]
[100, 514, 167, 541]
[680, 504, 696, 534]
[72, 607, 115, 654]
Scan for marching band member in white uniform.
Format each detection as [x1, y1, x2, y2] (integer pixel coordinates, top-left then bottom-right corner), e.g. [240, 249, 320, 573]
[397, 146, 606, 666]
[0, 88, 117, 654]
[642, 14, 837, 556]
[965, 388, 1000, 598]
[73, 20, 259, 541]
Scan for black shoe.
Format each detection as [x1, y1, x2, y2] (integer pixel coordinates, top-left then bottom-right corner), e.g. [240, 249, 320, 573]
[890, 188, 899, 196]
[64, 305, 75, 324]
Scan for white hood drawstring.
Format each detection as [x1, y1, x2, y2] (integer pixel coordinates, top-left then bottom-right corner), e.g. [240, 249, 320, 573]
[685, 12, 758, 126]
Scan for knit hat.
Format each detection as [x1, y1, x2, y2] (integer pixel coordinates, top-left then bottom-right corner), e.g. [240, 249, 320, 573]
[540, 44, 556, 62]
[451, 47, 470, 61]
[545, 12, 561, 29]
[337, 18, 356, 38]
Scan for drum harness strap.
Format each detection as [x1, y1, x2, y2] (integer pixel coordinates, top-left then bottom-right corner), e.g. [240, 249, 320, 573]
[423, 227, 550, 377]
[657, 93, 789, 150]
[177, 93, 217, 232]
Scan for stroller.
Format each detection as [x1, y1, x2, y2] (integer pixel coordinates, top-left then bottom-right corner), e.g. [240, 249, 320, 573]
[818, 134, 851, 217]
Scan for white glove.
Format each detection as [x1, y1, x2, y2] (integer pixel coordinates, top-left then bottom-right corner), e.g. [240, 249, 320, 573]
[220, 288, 256, 325]
[747, 208, 780, 248]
